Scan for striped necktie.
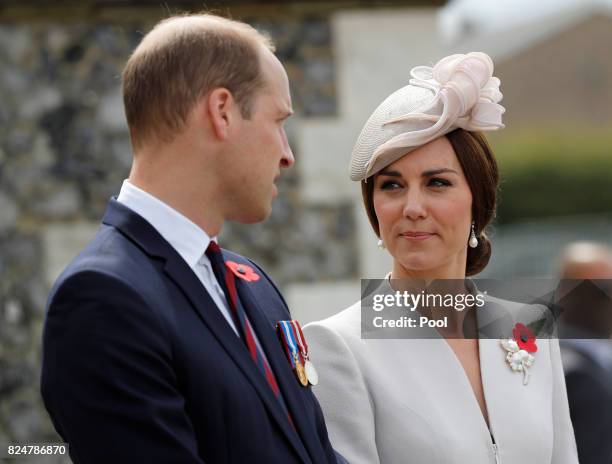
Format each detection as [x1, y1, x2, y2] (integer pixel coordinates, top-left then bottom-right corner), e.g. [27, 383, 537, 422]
[205, 242, 293, 424]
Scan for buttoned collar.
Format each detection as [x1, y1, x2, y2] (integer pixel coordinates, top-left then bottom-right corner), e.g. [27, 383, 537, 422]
[116, 179, 215, 269]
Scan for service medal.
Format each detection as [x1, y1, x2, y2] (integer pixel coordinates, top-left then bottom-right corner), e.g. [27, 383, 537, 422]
[290, 320, 319, 386]
[304, 360, 318, 386]
[277, 320, 308, 387]
[294, 353, 309, 387]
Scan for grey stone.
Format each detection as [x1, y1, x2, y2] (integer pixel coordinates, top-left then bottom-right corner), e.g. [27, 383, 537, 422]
[0, 360, 32, 397]
[42, 221, 99, 287]
[44, 27, 70, 56]
[109, 135, 132, 171]
[0, 317, 30, 353]
[98, 87, 127, 132]
[303, 96, 336, 116]
[18, 279, 48, 317]
[0, 67, 31, 94]
[0, 194, 18, 234]
[0, 14, 345, 454]
[7, 399, 46, 443]
[32, 183, 81, 219]
[301, 19, 331, 46]
[304, 59, 334, 84]
[3, 129, 34, 156]
[4, 299, 22, 325]
[0, 26, 32, 62]
[4, 161, 46, 201]
[31, 134, 56, 168]
[20, 86, 62, 120]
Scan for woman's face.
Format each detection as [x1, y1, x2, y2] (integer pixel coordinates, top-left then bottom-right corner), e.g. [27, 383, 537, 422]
[373, 136, 473, 278]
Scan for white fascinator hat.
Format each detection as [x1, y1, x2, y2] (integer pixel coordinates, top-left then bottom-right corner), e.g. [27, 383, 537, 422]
[349, 52, 505, 181]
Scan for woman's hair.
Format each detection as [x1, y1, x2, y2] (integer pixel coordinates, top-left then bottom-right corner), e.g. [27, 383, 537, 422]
[361, 129, 499, 276]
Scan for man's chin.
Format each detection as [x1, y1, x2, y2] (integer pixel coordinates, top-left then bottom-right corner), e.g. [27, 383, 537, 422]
[231, 204, 272, 224]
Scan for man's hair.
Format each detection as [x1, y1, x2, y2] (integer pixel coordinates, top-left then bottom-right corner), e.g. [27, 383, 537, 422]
[122, 14, 275, 150]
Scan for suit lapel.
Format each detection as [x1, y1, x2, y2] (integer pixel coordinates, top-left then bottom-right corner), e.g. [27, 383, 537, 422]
[231, 274, 321, 464]
[163, 255, 311, 463]
[102, 200, 311, 463]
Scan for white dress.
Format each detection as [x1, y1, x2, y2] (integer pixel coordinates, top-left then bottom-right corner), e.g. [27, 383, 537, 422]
[304, 289, 579, 464]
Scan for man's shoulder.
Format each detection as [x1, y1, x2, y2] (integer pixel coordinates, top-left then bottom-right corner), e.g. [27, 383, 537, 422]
[220, 248, 291, 321]
[221, 248, 276, 288]
[51, 224, 157, 298]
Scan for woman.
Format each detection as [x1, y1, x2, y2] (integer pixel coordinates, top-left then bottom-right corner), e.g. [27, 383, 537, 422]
[303, 53, 578, 463]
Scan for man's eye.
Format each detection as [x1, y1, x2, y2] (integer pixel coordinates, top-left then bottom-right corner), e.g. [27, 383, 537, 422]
[428, 178, 451, 188]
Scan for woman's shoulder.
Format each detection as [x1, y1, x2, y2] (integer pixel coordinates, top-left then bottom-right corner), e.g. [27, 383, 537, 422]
[305, 300, 361, 331]
[479, 292, 554, 338]
[303, 301, 364, 348]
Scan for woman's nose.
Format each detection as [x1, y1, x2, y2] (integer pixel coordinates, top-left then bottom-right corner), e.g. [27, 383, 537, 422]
[402, 190, 427, 220]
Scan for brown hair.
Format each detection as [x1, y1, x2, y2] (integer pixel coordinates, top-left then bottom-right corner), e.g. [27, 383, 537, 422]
[361, 129, 499, 276]
[122, 14, 275, 150]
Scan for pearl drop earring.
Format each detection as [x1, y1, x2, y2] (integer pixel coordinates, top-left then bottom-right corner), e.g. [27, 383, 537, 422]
[469, 222, 479, 248]
[377, 239, 386, 250]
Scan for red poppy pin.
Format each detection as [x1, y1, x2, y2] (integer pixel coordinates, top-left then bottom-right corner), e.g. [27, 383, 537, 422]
[512, 323, 538, 353]
[226, 261, 260, 282]
[500, 323, 537, 385]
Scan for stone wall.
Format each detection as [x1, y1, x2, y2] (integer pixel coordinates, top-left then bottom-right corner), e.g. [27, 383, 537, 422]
[0, 8, 348, 457]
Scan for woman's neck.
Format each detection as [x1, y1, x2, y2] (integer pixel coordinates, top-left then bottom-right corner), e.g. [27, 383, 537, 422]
[389, 261, 475, 338]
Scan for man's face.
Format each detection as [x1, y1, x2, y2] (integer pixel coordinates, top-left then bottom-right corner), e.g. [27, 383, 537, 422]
[224, 47, 294, 224]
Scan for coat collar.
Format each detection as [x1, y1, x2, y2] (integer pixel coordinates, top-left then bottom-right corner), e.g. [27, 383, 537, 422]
[102, 199, 311, 463]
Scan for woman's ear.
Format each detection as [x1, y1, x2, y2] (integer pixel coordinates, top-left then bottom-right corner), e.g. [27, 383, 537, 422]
[206, 88, 235, 140]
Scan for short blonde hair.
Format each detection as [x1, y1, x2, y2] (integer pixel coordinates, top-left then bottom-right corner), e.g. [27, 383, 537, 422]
[122, 14, 274, 150]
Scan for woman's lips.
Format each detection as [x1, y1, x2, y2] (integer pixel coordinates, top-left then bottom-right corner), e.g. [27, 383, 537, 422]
[400, 232, 434, 241]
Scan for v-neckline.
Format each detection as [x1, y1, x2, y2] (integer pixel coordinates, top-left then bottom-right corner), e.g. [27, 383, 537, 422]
[435, 309, 500, 448]
[381, 275, 498, 442]
[440, 335, 491, 430]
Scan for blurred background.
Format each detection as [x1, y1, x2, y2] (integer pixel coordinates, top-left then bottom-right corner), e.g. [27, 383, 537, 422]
[0, 0, 611, 461]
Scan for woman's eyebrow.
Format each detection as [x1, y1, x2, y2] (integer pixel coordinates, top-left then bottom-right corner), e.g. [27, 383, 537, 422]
[422, 168, 458, 177]
[378, 170, 402, 177]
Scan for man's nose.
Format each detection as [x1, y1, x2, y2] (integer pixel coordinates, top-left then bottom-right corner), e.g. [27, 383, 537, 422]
[280, 131, 294, 168]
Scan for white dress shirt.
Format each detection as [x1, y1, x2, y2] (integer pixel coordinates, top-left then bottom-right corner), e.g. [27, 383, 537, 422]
[116, 180, 240, 335]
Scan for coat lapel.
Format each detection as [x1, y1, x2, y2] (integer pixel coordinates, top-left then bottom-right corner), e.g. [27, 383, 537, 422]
[102, 200, 311, 464]
[231, 268, 322, 464]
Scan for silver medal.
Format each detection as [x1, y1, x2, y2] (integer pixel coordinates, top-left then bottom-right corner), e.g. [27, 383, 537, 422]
[304, 360, 318, 386]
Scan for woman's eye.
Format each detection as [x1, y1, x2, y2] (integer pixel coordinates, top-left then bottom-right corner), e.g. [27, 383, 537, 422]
[380, 180, 402, 190]
[428, 177, 451, 188]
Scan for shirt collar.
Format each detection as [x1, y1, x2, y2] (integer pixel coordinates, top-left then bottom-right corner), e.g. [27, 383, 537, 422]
[116, 179, 214, 268]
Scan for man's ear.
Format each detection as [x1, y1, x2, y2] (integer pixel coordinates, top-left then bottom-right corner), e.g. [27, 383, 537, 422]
[207, 88, 235, 140]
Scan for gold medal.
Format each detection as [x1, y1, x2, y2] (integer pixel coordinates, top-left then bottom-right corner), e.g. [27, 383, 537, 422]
[293, 353, 309, 387]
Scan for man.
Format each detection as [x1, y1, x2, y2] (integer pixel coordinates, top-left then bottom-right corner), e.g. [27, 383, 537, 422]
[557, 242, 612, 464]
[41, 14, 344, 464]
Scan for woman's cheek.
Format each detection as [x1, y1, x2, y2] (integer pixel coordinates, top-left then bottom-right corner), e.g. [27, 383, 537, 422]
[374, 200, 397, 239]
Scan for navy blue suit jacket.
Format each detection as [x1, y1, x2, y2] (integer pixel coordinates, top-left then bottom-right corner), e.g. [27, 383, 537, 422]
[41, 199, 343, 464]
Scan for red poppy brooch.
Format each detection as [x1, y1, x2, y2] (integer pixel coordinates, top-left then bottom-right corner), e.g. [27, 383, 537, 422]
[225, 261, 260, 282]
[501, 323, 537, 385]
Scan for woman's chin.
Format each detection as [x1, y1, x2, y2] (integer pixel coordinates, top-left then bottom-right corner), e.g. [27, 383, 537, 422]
[396, 255, 439, 274]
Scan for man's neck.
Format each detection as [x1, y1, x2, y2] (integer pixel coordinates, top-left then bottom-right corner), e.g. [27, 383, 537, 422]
[127, 173, 224, 238]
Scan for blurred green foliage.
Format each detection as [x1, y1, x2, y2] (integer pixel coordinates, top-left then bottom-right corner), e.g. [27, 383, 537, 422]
[490, 129, 612, 224]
